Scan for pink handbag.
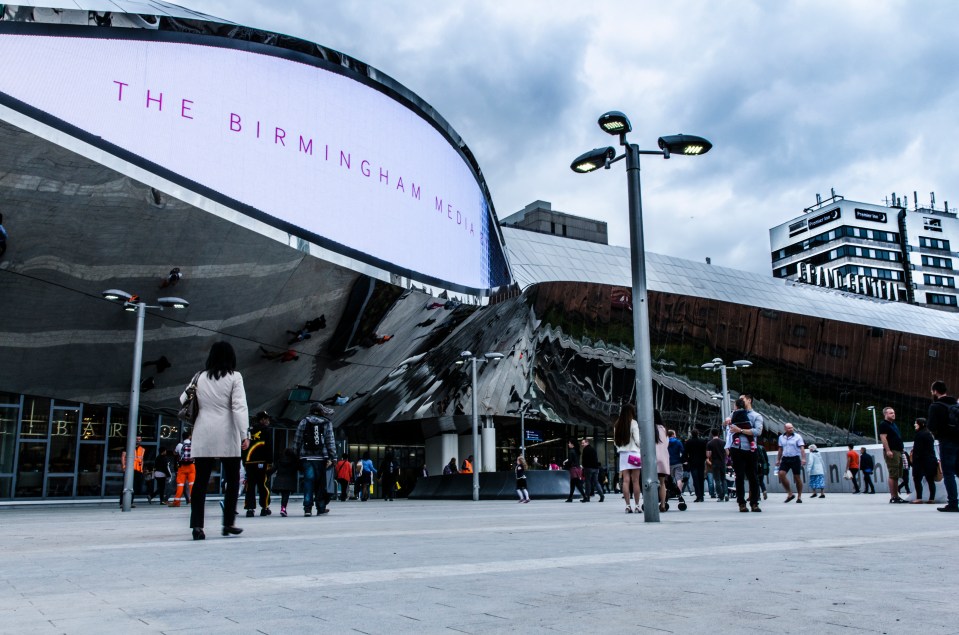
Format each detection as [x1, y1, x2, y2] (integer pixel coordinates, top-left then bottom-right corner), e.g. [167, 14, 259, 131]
[627, 454, 642, 467]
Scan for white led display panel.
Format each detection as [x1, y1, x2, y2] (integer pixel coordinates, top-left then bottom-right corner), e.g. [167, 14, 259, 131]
[0, 32, 504, 291]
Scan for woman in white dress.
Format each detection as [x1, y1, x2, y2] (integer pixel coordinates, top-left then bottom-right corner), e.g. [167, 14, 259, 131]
[614, 404, 642, 513]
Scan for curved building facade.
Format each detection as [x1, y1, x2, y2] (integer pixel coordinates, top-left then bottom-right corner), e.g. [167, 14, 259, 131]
[2, 3, 957, 500]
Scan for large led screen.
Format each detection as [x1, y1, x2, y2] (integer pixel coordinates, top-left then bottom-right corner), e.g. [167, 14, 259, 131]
[0, 28, 510, 293]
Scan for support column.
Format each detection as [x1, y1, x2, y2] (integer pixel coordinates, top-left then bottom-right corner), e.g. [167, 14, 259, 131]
[424, 433, 458, 477]
[481, 417, 496, 472]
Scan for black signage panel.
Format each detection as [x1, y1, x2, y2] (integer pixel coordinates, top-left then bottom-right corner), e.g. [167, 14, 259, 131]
[809, 208, 841, 229]
[855, 209, 887, 223]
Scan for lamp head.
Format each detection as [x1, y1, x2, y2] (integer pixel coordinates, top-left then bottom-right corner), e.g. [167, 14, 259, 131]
[460, 350, 474, 359]
[598, 111, 632, 135]
[102, 289, 133, 302]
[157, 297, 189, 309]
[657, 134, 712, 157]
[732, 360, 752, 368]
[570, 146, 616, 173]
[484, 352, 504, 361]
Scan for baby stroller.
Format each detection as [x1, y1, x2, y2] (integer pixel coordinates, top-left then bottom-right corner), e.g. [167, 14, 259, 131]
[663, 473, 688, 511]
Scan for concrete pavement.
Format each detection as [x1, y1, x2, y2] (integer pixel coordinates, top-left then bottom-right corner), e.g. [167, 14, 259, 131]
[1, 492, 957, 634]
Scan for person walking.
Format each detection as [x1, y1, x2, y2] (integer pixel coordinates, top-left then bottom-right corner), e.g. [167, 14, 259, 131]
[654, 412, 670, 512]
[378, 448, 400, 501]
[580, 437, 604, 502]
[563, 440, 586, 503]
[860, 447, 876, 494]
[613, 404, 642, 514]
[150, 447, 174, 504]
[756, 443, 770, 501]
[271, 447, 299, 517]
[728, 398, 761, 513]
[807, 444, 825, 498]
[666, 429, 686, 508]
[879, 407, 908, 504]
[685, 429, 707, 502]
[776, 423, 806, 503]
[243, 411, 274, 517]
[357, 451, 376, 501]
[706, 430, 728, 502]
[169, 431, 194, 507]
[899, 451, 912, 497]
[846, 444, 861, 493]
[928, 381, 959, 512]
[293, 403, 336, 516]
[910, 418, 938, 504]
[515, 455, 530, 503]
[181, 341, 249, 540]
[335, 453, 353, 501]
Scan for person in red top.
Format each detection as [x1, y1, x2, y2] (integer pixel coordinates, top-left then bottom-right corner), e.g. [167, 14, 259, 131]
[335, 453, 354, 501]
[846, 444, 861, 493]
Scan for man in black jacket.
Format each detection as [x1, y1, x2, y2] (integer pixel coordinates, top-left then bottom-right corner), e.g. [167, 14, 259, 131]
[580, 438, 604, 502]
[929, 381, 959, 512]
[243, 411, 274, 517]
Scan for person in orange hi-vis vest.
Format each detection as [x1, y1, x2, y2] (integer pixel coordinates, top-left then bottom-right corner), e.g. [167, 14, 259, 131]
[169, 430, 195, 507]
[461, 455, 473, 474]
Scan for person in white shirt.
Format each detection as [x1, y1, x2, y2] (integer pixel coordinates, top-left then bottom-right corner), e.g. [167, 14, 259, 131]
[776, 423, 806, 503]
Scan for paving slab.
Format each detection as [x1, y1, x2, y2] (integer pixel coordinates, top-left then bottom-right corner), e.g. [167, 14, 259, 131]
[1, 493, 957, 634]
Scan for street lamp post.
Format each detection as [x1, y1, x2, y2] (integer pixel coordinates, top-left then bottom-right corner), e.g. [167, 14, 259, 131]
[700, 358, 753, 422]
[865, 406, 879, 442]
[458, 350, 504, 501]
[572, 112, 711, 522]
[102, 289, 189, 512]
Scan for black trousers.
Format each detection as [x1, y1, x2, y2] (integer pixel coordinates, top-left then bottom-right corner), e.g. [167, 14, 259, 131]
[731, 449, 759, 506]
[913, 464, 937, 500]
[191, 457, 240, 529]
[689, 465, 705, 500]
[118, 470, 143, 506]
[243, 463, 271, 510]
[568, 476, 586, 500]
[863, 471, 875, 493]
[849, 467, 861, 492]
[152, 476, 167, 502]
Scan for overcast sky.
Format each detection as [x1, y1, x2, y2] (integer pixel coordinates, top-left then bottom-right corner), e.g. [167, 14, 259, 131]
[184, 0, 959, 275]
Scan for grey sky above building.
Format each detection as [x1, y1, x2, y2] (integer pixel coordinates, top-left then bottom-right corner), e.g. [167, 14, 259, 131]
[177, 0, 959, 276]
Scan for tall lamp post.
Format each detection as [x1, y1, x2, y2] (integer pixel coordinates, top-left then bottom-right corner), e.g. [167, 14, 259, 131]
[572, 111, 711, 522]
[700, 358, 753, 422]
[103, 289, 189, 512]
[865, 406, 879, 442]
[457, 350, 504, 501]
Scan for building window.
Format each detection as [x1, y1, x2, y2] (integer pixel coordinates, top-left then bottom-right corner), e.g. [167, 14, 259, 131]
[923, 274, 956, 288]
[921, 255, 953, 270]
[919, 236, 950, 251]
[927, 293, 958, 306]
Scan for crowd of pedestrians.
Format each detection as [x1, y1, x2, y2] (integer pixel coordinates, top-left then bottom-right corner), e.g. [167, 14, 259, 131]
[142, 347, 958, 540]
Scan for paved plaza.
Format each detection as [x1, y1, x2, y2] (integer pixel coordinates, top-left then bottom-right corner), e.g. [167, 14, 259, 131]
[1, 493, 957, 634]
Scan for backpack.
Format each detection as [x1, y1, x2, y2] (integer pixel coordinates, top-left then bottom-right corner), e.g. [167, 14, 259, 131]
[947, 403, 959, 438]
[302, 417, 326, 454]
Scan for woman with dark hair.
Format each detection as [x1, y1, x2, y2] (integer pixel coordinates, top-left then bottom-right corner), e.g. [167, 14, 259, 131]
[911, 418, 938, 504]
[614, 403, 642, 513]
[379, 447, 399, 501]
[181, 341, 249, 540]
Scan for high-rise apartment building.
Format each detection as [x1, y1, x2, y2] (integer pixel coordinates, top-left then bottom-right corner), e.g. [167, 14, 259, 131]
[770, 191, 957, 310]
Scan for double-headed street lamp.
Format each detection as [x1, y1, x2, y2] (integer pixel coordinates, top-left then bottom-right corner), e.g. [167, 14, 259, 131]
[457, 350, 504, 501]
[572, 111, 711, 523]
[103, 289, 189, 512]
[700, 358, 753, 422]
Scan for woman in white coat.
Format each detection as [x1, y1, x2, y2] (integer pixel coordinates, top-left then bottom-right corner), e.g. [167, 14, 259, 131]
[182, 341, 250, 540]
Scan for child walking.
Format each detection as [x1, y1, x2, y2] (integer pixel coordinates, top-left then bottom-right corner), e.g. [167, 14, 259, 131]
[272, 448, 299, 517]
[515, 456, 530, 503]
